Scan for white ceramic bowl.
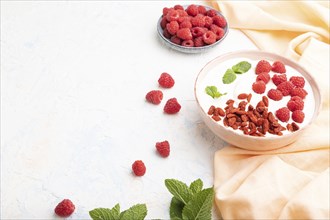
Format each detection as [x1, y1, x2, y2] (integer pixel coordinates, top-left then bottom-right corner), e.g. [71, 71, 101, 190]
[194, 50, 321, 151]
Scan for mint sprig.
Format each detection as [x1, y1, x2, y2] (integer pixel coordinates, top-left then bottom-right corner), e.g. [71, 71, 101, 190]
[205, 86, 227, 99]
[232, 61, 251, 74]
[222, 69, 236, 84]
[89, 203, 147, 220]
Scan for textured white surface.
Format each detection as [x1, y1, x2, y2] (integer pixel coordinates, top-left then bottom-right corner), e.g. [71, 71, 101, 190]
[1, 1, 256, 219]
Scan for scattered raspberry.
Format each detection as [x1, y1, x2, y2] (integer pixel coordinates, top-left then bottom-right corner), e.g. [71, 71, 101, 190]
[166, 10, 180, 22]
[191, 27, 206, 37]
[210, 25, 224, 40]
[272, 74, 287, 86]
[212, 15, 227, 28]
[164, 98, 181, 114]
[267, 89, 283, 101]
[176, 28, 193, 40]
[155, 140, 170, 157]
[252, 80, 266, 94]
[275, 107, 290, 122]
[166, 21, 179, 35]
[186, 4, 199, 16]
[182, 40, 194, 47]
[202, 31, 217, 44]
[292, 110, 305, 123]
[204, 16, 213, 28]
[287, 96, 304, 112]
[290, 87, 308, 99]
[158, 72, 175, 88]
[198, 5, 207, 15]
[206, 9, 218, 17]
[55, 199, 75, 217]
[191, 14, 205, 27]
[194, 36, 205, 47]
[145, 90, 163, 105]
[174, 4, 184, 10]
[255, 60, 272, 74]
[132, 160, 146, 176]
[277, 81, 294, 96]
[256, 72, 270, 84]
[170, 35, 181, 45]
[179, 20, 192, 29]
[290, 76, 305, 88]
[272, 61, 286, 73]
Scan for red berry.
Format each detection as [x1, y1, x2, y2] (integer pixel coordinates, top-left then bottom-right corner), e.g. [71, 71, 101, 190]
[287, 96, 304, 112]
[174, 5, 184, 10]
[166, 21, 179, 35]
[162, 7, 171, 16]
[252, 80, 266, 94]
[206, 9, 218, 17]
[292, 110, 305, 123]
[163, 28, 172, 39]
[164, 98, 181, 114]
[212, 15, 227, 28]
[210, 25, 224, 40]
[132, 160, 146, 176]
[275, 107, 290, 122]
[146, 90, 163, 105]
[176, 28, 192, 40]
[186, 4, 199, 16]
[267, 89, 283, 101]
[179, 20, 192, 29]
[160, 16, 168, 29]
[191, 27, 206, 37]
[277, 81, 294, 96]
[170, 35, 181, 45]
[256, 72, 270, 84]
[55, 199, 75, 217]
[181, 40, 194, 47]
[290, 87, 308, 99]
[272, 74, 287, 86]
[290, 76, 305, 88]
[158, 72, 175, 88]
[204, 16, 213, 28]
[176, 9, 188, 23]
[194, 36, 205, 47]
[202, 31, 217, 44]
[198, 5, 207, 15]
[191, 14, 205, 27]
[255, 60, 272, 74]
[155, 140, 170, 157]
[166, 10, 180, 22]
[272, 61, 286, 73]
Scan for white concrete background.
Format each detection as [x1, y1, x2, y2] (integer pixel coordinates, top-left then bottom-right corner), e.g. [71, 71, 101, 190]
[1, 1, 257, 219]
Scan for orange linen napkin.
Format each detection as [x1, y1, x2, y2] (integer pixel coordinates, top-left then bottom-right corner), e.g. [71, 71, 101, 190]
[210, 1, 330, 219]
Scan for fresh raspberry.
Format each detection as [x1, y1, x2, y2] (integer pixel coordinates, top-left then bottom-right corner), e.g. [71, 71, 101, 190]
[198, 5, 207, 15]
[160, 16, 168, 29]
[210, 25, 224, 40]
[132, 160, 146, 176]
[275, 107, 290, 122]
[54, 199, 75, 217]
[174, 4, 184, 10]
[158, 72, 175, 88]
[212, 15, 227, 28]
[191, 14, 205, 27]
[202, 31, 217, 44]
[191, 27, 206, 37]
[267, 89, 283, 101]
[170, 35, 181, 45]
[204, 16, 213, 28]
[292, 110, 305, 123]
[176, 28, 192, 40]
[166, 21, 179, 35]
[272, 61, 286, 73]
[179, 20, 192, 29]
[162, 7, 171, 16]
[145, 90, 163, 105]
[176, 9, 188, 23]
[163, 28, 171, 39]
[290, 76, 305, 88]
[155, 140, 170, 157]
[186, 4, 199, 16]
[256, 72, 270, 84]
[290, 87, 308, 99]
[166, 10, 180, 22]
[255, 60, 272, 74]
[272, 74, 287, 86]
[164, 98, 181, 114]
[181, 40, 194, 47]
[252, 80, 266, 94]
[206, 9, 218, 17]
[277, 81, 294, 96]
[287, 96, 304, 111]
[194, 36, 205, 47]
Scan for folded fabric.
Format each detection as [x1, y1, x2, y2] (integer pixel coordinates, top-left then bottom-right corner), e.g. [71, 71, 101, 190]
[210, 1, 330, 219]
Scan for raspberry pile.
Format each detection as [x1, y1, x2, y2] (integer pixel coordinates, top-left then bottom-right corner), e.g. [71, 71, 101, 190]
[160, 4, 227, 47]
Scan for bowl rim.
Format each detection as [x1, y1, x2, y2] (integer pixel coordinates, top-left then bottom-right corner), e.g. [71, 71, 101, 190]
[194, 50, 322, 141]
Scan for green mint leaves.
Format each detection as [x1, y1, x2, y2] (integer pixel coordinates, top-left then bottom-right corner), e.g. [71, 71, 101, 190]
[222, 61, 251, 84]
[89, 203, 147, 220]
[222, 69, 237, 84]
[205, 86, 227, 99]
[165, 178, 214, 220]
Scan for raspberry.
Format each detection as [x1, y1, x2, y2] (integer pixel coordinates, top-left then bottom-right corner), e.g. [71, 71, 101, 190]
[272, 74, 287, 86]
[162, 7, 171, 16]
[202, 31, 217, 44]
[174, 4, 184, 10]
[267, 89, 283, 101]
[164, 98, 181, 114]
[252, 80, 266, 94]
[158, 72, 175, 88]
[179, 20, 192, 29]
[290, 87, 308, 99]
[166, 10, 180, 22]
[176, 9, 188, 23]
[166, 21, 179, 35]
[181, 40, 194, 47]
[194, 36, 205, 47]
[272, 61, 286, 73]
[160, 16, 168, 29]
[176, 28, 192, 40]
[145, 90, 163, 105]
[204, 16, 213, 28]
[155, 140, 170, 157]
[277, 81, 294, 96]
[275, 107, 290, 122]
[191, 27, 206, 37]
[292, 110, 305, 123]
[186, 4, 199, 16]
[132, 160, 146, 176]
[206, 9, 218, 17]
[54, 199, 75, 217]
[210, 25, 224, 40]
[198, 5, 207, 15]
[191, 14, 205, 27]
[255, 60, 272, 74]
[287, 96, 304, 112]
[256, 72, 270, 84]
[212, 15, 227, 28]
[163, 28, 171, 39]
[290, 76, 305, 88]
[170, 35, 181, 45]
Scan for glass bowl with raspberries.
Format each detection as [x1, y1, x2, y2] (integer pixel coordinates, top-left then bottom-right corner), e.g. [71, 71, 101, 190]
[194, 50, 321, 151]
[157, 4, 229, 53]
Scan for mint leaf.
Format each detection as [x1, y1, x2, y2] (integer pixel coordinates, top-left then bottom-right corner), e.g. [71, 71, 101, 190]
[205, 86, 227, 99]
[189, 179, 203, 194]
[232, 61, 251, 74]
[165, 179, 193, 205]
[222, 69, 236, 84]
[89, 204, 120, 220]
[182, 188, 214, 220]
[119, 204, 147, 220]
[170, 197, 184, 220]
